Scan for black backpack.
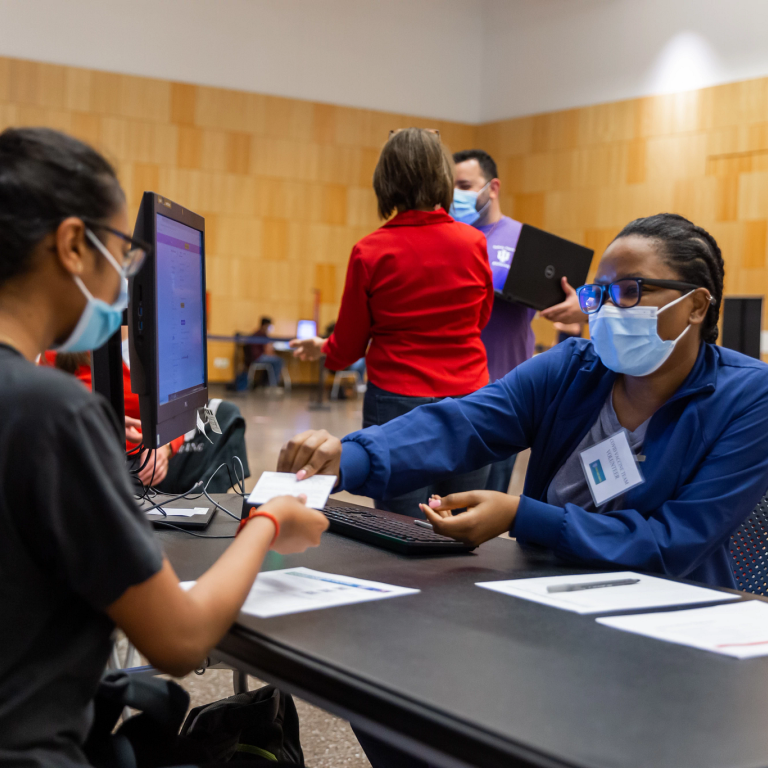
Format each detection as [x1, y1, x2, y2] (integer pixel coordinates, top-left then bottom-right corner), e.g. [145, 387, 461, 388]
[85, 672, 304, 768]
[157, 400, 251, 494]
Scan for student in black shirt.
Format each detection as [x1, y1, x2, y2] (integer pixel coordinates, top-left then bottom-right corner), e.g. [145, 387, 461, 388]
[0, 127, 329, 767]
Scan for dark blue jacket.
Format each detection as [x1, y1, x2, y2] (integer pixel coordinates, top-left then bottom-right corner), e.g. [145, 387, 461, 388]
[339, 339, 768, 588]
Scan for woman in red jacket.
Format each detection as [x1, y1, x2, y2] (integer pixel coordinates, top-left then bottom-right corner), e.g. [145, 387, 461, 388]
[291, 128, 494, 516]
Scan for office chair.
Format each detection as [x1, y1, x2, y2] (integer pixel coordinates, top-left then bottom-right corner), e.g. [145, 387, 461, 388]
[247, 361, 291, 393]
[730, 491, 768, 596]
[330, 369, 361, 400]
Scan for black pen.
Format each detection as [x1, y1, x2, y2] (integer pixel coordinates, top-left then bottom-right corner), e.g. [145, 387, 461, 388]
[547, 578, 641, 593]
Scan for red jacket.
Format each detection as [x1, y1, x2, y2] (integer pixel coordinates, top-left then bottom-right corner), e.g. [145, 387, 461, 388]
[323, 209, 494, 397]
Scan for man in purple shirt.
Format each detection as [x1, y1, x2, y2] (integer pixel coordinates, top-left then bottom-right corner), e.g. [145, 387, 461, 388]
[451, 149, 584, 493]
[451, 150, 536, 493]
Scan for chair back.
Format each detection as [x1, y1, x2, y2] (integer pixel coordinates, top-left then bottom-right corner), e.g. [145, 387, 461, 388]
[730, 491, 768, 595]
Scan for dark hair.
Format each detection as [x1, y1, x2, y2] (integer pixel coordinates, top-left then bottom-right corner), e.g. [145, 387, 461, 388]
[452, 149, 498, 183]
[260, 316, 272, 327]
[373, 128, 453, 219]
[612, 213, 725, 344]
[0, 127, 124, 285]
[53, 351, 91, 374]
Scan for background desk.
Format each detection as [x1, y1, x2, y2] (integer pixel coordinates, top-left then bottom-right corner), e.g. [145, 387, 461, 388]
[159, 495, 768, 768]
[206, 334, 322, 386]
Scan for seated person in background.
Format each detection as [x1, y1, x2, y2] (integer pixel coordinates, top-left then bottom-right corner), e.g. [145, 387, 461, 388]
[279, 213, 768, 591]
[0, 127, 328, 766]
[323, 321, 366, 399]
[42, 347, 183, 487]
[243, 315, 284, 387]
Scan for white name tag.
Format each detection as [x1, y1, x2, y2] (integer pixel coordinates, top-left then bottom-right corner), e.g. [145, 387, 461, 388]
[579, 429, 644, 507]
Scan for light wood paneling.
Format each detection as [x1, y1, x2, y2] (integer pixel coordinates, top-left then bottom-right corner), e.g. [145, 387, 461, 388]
[0, 55, 478, 382]
[479, 76, 768, 353]
[4, 53, 768, 380]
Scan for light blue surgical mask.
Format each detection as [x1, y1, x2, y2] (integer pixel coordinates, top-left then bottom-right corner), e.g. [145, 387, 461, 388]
[588, 291, 695, 377]
[52, 229, 128, 353]
[450, 182, 491, 226]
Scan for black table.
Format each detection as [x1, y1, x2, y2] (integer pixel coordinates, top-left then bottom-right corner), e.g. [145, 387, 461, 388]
[158, 495, 768, 768]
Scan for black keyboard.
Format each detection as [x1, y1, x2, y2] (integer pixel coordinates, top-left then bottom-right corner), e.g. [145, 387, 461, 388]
[322, 500, 475, 555]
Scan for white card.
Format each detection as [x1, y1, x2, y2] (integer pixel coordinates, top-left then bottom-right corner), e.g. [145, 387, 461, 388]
[203, 406, 222, 434]
[247, 471, 337, 509]
[147, 507, 209, 517]
[196, 410, 212, 443]
[579, 429, 644, 506]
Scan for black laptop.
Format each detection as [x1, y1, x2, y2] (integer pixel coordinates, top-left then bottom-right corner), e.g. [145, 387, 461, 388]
[497, 224, 594, 311]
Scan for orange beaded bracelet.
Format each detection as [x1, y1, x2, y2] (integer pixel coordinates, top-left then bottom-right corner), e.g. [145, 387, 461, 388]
[236, 509, 280, 546]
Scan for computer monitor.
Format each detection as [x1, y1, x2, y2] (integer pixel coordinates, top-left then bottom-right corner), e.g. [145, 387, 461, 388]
[128, 192, 208, 448]
[721, 296, 763, 359]
[296, 319, 317, 339]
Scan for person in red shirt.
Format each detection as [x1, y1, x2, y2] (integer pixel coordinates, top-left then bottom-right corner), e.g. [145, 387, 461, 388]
[41, 349, 183, 486]
[290, 128, 494, 516]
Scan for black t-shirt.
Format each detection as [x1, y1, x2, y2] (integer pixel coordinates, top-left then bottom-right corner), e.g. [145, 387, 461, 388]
[0, 345, 163, 767]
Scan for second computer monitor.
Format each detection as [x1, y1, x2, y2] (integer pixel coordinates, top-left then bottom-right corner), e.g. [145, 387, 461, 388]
[128, 192, 208, 448]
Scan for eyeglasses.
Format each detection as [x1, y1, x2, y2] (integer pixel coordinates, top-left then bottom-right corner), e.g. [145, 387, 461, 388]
[576, 278, 703, 314]
[388, 128, 440, 139]
[81, 218, 152, 277]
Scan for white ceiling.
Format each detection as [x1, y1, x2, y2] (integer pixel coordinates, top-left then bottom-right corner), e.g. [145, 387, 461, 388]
[2, 0, 768, 124]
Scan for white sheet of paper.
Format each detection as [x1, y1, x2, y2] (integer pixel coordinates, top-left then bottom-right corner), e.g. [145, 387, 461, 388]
[597, 600, 768, 658]
[247, 472, 337, 510]
[476, 571, 738, 614]
[579, 429, 644, 506]
[147, 507, 209, 517]
[183, 567, 418, 618]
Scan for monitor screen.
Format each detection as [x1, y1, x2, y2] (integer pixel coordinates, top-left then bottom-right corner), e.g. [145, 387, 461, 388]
[155, 213, 206, 405]
[296, 319, 317, 340]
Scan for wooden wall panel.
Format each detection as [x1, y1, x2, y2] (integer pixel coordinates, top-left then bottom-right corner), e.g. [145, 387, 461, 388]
[5, 53, 768, 380]
[479, 75, 768, 357]
[0, 55, 483, 383]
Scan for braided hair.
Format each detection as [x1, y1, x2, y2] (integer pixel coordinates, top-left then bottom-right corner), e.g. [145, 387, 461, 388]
[0, 127, 124, 285]
[613, 213, 725, 344]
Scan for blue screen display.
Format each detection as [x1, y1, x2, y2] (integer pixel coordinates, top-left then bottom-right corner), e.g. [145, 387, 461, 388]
[156, 214, 205, 405]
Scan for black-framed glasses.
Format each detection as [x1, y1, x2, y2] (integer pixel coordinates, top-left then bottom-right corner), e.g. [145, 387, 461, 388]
[81, 218, 152, 277]
[576, 278, 702, 314]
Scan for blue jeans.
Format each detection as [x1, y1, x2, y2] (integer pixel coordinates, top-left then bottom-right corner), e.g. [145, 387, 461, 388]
[362, 382, 490, 517]
[255, 354, 283, 386]
[347, 357, 366, 378]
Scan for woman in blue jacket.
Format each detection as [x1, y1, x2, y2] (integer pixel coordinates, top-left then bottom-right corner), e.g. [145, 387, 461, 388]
[279, 213, 768, 590]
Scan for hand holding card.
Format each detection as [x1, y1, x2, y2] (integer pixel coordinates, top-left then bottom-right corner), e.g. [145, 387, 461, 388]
[247, 471, 337, 510]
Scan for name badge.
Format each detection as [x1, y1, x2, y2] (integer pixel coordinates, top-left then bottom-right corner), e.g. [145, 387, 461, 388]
[579, 429, 644, 507]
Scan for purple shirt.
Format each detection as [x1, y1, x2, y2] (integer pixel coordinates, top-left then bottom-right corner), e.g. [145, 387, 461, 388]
[477, 215, 536, 382]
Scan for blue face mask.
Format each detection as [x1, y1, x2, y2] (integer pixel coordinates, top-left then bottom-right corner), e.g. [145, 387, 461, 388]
[52, 230, 128, 353]
[450, 183, 491, 226]
[588, 291, 694, 377]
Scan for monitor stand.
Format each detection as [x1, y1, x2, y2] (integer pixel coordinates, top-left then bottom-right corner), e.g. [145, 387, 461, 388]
[91, 325, 125, 426]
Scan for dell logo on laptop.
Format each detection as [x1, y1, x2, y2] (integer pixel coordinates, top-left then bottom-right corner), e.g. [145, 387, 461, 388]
[544, 265, 555, 279]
